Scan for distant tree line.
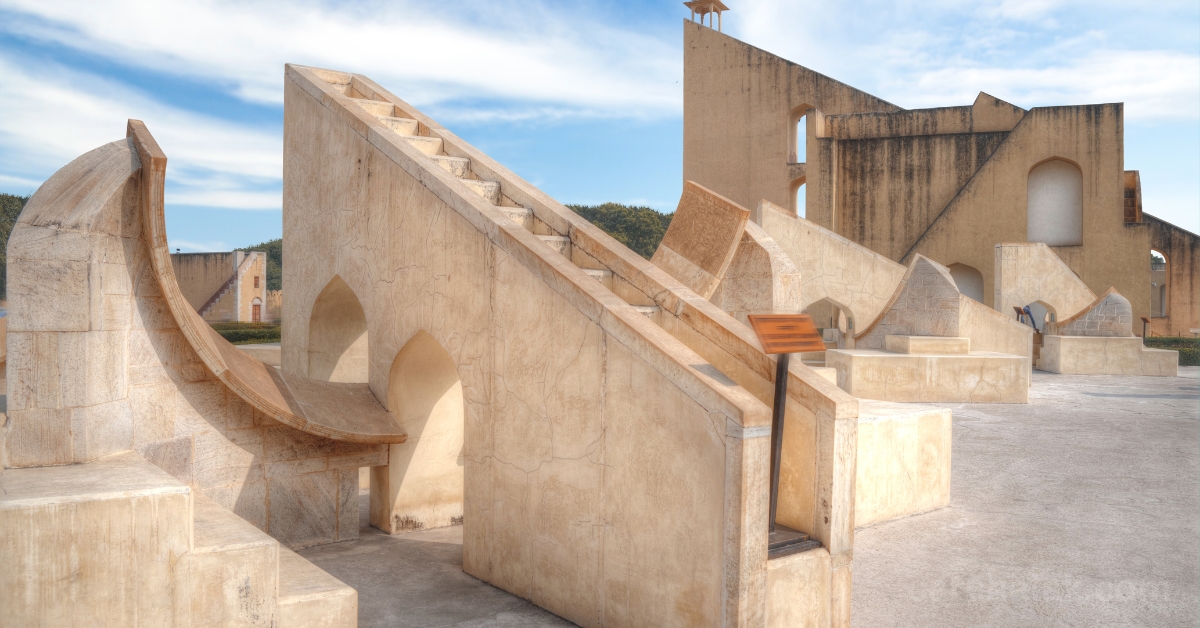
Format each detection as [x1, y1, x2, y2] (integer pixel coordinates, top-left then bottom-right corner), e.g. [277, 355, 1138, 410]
[566, 203, 673, 260]
[0, 193, 30, 300]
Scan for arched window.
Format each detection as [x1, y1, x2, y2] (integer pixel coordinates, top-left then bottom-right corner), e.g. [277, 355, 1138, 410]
[307, 275, 369, 382]
[947, 263, 985, 303]
[370, 330, 464, 533]
[790, 177, 806, 218]
[1027, 159, 1083, 246]
[788, 104, 812, 164]
[1151, 249, 1169, 318]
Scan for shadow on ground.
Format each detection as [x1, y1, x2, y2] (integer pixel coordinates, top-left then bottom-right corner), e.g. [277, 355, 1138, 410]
[297, 497, 575, 628]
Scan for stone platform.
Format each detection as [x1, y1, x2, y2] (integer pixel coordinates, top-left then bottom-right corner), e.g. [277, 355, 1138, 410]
[1038, 335, 1178, 376]
[827, 336, 1029, 403]
[855, 401, 952, 527]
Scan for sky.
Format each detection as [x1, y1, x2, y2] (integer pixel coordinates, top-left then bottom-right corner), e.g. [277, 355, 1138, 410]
[0, 0, 1196, 252]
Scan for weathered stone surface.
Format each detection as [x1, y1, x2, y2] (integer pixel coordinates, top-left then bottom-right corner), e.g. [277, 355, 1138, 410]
[766, 549, 831, 628]
[0, 452, 191, 626]
[1052, 289, 1135, 337]
[1039, 335, 1178, 376]
[827, 349, 1030, 403]
[855, 401, 952, 527]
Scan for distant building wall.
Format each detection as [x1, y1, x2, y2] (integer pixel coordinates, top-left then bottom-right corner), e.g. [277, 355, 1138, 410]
[171, 252, 234, 312]
[1146, 215, 1200, 336]
[266, 290, 283, 322]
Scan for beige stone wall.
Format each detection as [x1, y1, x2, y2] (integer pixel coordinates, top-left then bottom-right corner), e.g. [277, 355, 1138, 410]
[282, 68, 784, 627]
[994, 242, 1097, 321]
[1146, 215, 1200, 336]
[172, 252, 234, 312]
[3, 137, 385, 550]
[708, 217, 803, 325]
[682, 20, 899, 214]
[756, 200, 906, 328]
[266, 289, 283, 322]
[903, 105, 1152, 326]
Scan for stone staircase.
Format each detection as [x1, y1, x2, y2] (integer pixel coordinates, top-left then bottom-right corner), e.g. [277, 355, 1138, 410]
[0, 452, 357, 627]
[348, 96, 664, 320]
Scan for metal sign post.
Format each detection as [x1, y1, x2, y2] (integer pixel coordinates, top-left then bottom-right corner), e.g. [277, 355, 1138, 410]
[747, 313, 826, 557]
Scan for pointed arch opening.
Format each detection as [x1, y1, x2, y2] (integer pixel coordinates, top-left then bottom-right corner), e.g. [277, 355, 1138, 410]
[788, 104, 812, 164]
[1151, 249, 1168, 318]
[369, 330, 465, 534]
[947, 263, 985, 303]
[790, 176, 807, 218]
[1027, 158, 1083, 246]
[307, 275, 369, 382]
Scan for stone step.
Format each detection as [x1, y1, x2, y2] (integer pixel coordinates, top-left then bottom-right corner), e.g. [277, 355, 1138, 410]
[539, 235, 571, 258]
[188, 495, 279, 627]
[430, 155, 471, 178]
[400, 135, 443, 156]
[500, 206, 533, 228]
[632, 305, 660, 318]
[583, 268, 613, 289]
[378, 116, 419, 135]
[348, 97, 395, 118]
[277, 546, 357, 628]
[0, 452, 192, 625]
[884, 335, 970, 355]
[461, 179, 500, 205]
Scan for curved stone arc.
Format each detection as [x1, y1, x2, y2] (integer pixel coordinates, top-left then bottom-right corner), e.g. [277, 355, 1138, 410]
[125, 120, 406, 444]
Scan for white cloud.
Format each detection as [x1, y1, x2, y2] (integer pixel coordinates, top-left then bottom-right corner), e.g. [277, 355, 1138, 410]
[0, 0, 681, 118]
[731, 0, 1200, 120]
[0, 55, 282, 209]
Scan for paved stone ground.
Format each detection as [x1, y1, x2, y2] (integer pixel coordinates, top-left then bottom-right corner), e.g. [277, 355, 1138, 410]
[853, 367, 1199, 627]
[298, 368, 1199, 627]
[297, 501, 574, 628]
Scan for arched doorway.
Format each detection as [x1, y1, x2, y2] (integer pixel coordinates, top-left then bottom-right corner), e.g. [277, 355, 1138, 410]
[307, 275, 369, 382]
[370, 330, 464, 534]
[803, 297, 853, 353]
[947, 263, 985, 303]
[1151, 250, 1168, 318]
[1027, 158, 1083, 246]
[250, 297, 262, 323]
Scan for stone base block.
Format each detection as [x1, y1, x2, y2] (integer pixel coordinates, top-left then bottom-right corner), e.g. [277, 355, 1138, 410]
[278, 546, 358, 628]
[826, 349, 1029, 403]
[856, 401, 952, 527]
[186, 494, 280, 627]
[0, 452, 192, 626]
[884, 335, 969, 355]
[1038, 336, 1179, 376]
[766, 547, 830, 628]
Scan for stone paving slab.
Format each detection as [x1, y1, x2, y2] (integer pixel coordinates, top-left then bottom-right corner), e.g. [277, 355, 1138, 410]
[852, 367, 1199, 627]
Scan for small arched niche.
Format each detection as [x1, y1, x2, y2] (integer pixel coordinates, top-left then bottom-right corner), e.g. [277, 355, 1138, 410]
[790, 176, 807, 218]
[788, 104, 812, 164]
[947, 263, 985, 303]
[803, 296, 854, 348]
[1151, 249, 1169, 318]
[307, 275, 369, 382]
[370, 330, 464, 534]
[1027, 158, 1083, 246]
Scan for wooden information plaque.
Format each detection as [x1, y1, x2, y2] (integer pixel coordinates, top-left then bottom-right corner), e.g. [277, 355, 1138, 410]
[747, 313, 825, 355]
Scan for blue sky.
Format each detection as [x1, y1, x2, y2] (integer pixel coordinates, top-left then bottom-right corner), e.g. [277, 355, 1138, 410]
[0, 0, 1196, 252]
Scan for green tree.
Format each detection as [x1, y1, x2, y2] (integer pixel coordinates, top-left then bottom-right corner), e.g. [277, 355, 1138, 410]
[0, 193, 31, 300]
[239, 238, 283, 290]
[567, 203, 673, 260]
